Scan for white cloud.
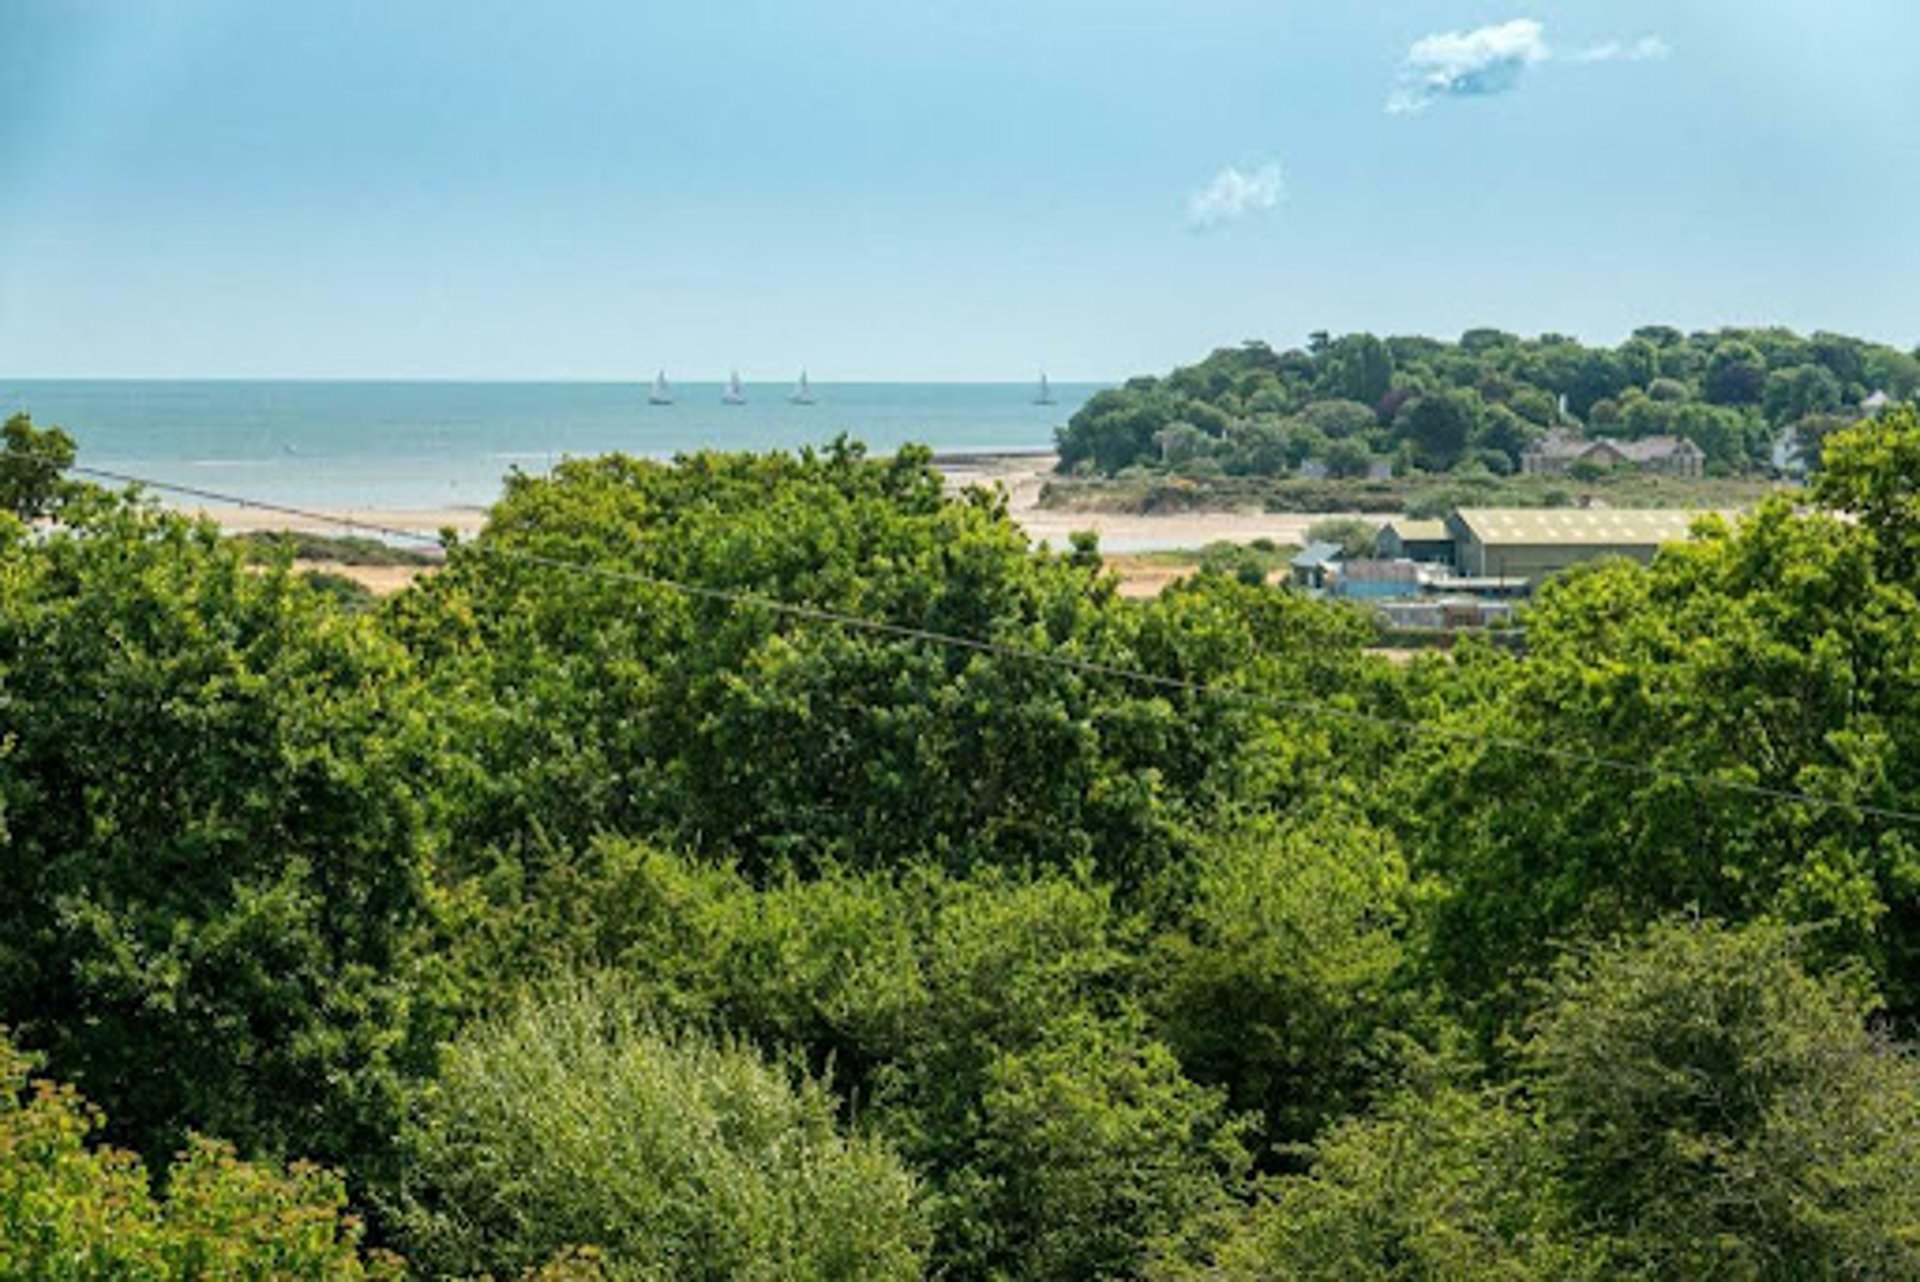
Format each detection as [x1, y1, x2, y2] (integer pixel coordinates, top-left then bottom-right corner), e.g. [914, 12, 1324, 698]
[1388, 19, 1550, 115]
[1568, 35, 1672, 64]
[1186, 162, 1284, 230]
[1388, 21, 1670, 114]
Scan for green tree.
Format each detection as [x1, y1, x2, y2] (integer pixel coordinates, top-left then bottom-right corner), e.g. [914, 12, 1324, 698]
[1864, 347, 1920, 400]
[1529, 919, 1920, 1278]
[1174, 1079, 1596, 1281]
[1150, 813, 1415, 1144]
[1815, 404, 1920, 576]
[1320, 335, 1395, 406]
[1299, 398, 1378, 439]
[1459, 327, 1518, 354]
[0, 1035, 399, 1278]
[0, 412, 79, 520]
[1535, 343, 1629, 418]
[1218, 419, 1292, 476]
[396, 975, 930, 1281]
[1058, 385, 1181, 474]
[1320, 437, 1375, 479]
[0, 494, 446, 1181]
[951, 1011, 1251, 1282]
[1617, 336, 1663, 386]
[1048, 324, 1908, 476]
[1763, 363, 1844, 425]
[1395, 389, 1483, 471]
[1808, 331, 1869, 386]
[1669, 400, 1758, 470]
[1474, 403, 1541, 467]
[1400, 472, 1920, 1013]
[1154, 421, 1213, 465]
[1180, 919, 1920, 1280]
[392, 442, 1373, 890]
[434, 836, 1254, 1279]
[1304, 517, 1378, 560]
[1706, 340, 1768, 405]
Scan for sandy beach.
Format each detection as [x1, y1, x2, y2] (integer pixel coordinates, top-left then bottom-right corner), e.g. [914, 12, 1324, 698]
[196, 451, 1361, 597]
[195, 451, 1357, 554]
[202, 505, 491, 538]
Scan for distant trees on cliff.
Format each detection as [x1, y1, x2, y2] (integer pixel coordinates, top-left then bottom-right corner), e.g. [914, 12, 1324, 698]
[1057, 325, 1920, 480]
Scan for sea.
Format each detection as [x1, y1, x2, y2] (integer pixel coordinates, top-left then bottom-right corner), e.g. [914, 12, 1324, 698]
[0, 380, 1102, 512]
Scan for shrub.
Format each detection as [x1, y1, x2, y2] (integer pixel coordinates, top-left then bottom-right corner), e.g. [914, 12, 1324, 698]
[395, 974, 929, 1281]
[1174, 1079, 1596, 1281]
[947, 1011, 1252, 1281]
[1179, 919, 1920, 1280]
[1304, 517, 1377, 560]
[0, 1034, 399, 1278]
[1150, 813, 1414, 1144]
[1528, 919, 1920, 1278]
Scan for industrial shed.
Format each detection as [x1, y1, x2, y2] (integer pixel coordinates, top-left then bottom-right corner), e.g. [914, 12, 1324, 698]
[1375, 519, 1455, 565]
[1446, 508, 1715, 582]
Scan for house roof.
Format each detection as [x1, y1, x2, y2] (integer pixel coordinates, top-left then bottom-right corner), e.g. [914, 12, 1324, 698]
[1528, 433, 1697, 462]
[1612, 435, 1700, 462]
[1523, 429, 1592, 459]
[1451, 507, 1721, 547]
[1523, 431, 1699, 463]
[1380, 519, 1450, 543]
[1291, 541, 1344, 569]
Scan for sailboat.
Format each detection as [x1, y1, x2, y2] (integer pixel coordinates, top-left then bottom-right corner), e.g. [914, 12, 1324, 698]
[1034, 371, 1056, 406]
[789, 369, 816, 405]
[648, 371, 673, 406]
[723, 370, 747, 405]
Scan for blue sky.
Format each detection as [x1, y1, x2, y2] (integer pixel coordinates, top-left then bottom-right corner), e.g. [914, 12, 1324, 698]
[2, 1, 1915, 380]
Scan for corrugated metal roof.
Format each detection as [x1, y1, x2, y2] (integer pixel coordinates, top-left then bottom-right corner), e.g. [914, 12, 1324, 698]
[1291, 541, 1345, 569]
[1381, 519, 1450, 542]
[1452, 507, 1719, 547]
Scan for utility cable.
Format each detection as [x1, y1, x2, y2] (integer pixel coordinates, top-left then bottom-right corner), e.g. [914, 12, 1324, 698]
[55, 461, 1920, 831]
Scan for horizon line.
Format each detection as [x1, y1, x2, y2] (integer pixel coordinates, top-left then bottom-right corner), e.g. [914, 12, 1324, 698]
[1, 374, 1119, 387]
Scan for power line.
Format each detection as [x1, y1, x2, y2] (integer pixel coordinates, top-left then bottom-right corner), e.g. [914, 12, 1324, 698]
[60, 461, 1920, 831]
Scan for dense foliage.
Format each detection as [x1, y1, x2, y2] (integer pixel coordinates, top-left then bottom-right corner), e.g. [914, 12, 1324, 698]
[2, 407, 1918, 1276]
[0, 1034, 398, 1277]
[388, 440, 1378, 887]
[1057, 326, 1920, 480]
[1182, 920, 1920, 1279]
[0, 482, 447, 1184]
[395, 975, 928, 1280]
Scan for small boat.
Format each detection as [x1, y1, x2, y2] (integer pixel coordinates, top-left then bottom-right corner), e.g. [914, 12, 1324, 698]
[648, 371, 674, 406]
[789, 369, 816, 405]
[1034, 371, 1056, 406]
[724, 370, 747, 405]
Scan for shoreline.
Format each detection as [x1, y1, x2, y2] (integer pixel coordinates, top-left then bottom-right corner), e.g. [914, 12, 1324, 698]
[189, 450, 1354, 555]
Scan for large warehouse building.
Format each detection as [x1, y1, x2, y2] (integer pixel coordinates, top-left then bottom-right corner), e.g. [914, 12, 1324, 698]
[1445, 508, 1720, 582]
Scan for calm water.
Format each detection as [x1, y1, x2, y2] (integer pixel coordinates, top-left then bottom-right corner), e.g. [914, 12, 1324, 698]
[0, 380, 1100, 510]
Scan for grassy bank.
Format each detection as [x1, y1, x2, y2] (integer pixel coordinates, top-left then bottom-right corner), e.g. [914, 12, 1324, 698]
[1039, 470, 1787, 517]
[229, 530, 442, 566]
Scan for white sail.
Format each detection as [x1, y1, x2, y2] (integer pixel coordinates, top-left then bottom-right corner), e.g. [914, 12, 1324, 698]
[649, 370, 673, 405]
[790, 369, 815, 404]
[724, 370, 746, 404]
[1034, 371, 1055, 405]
